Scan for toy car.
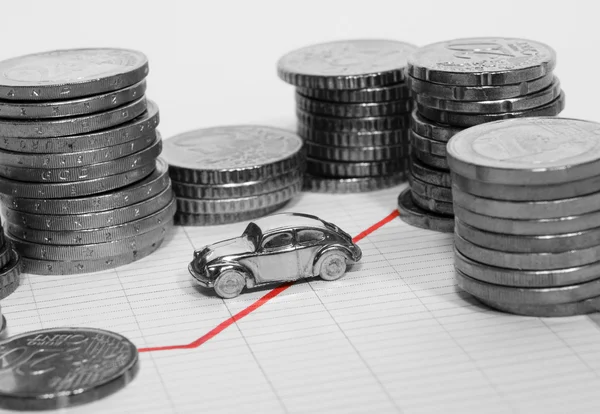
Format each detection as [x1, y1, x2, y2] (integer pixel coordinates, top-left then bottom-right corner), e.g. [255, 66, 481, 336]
[188, 212, 362, 298]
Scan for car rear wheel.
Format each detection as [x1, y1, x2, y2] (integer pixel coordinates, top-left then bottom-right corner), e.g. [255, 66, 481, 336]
[214, 270, 246, 299]
[318, 251, 347, 281]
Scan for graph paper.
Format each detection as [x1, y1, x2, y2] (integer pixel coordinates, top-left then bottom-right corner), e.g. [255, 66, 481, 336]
[4, 184, 600, 414]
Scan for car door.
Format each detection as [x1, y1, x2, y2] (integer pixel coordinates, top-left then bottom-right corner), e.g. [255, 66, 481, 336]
[252, 231, 298, 284]
[296, 229, 327, 277]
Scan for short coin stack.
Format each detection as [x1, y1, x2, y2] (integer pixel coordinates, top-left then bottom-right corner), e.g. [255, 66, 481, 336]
[162, 125, 305, 226]
[0, 48, 174, 275]
[447, 118, 600, 317]
[399, 37, 565, 233]
[277, 39, 417, 193]
[0, 216, 21, 338]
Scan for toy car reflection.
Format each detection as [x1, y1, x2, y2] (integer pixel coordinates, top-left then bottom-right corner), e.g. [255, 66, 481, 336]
[188, 212, 362, 298]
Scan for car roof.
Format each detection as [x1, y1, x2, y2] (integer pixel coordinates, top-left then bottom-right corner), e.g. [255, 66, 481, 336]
[251, 212, 330, 233]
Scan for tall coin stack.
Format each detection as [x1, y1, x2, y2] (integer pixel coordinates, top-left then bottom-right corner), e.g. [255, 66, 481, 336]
[277, 39, 417, 193]
[0, 48, 174, 275]
[162, 126, 305, 226]
[447, 118, 600, 317]
[399, 37, 565, 233]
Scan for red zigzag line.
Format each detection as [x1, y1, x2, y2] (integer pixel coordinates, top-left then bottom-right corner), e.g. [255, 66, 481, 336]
[138, 209, 400, 353]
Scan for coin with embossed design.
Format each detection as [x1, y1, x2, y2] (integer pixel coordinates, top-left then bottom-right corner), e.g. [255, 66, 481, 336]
[447, 117, 600, 185]
[0, 158, 169, 214]
[0, 97, 147, 138]
[407, 37, 556, 86]
[0, 48, 148, 101]
[0, 100, 159, 153]
[0, 327, 139, 410]
[278, 39, 417, 89]
[0, 80, 146, 119]
[163, 125, 304, 184]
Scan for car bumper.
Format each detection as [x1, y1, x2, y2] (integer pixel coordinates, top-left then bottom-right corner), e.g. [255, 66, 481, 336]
[188, 263, 214, 288]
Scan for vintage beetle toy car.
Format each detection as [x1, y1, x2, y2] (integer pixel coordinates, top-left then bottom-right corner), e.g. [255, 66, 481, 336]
[188, 212, 362, 298]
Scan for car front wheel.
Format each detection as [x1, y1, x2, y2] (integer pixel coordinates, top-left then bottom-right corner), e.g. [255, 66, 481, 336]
[214, 269, 246, 299]
[318, 251, 347, 281]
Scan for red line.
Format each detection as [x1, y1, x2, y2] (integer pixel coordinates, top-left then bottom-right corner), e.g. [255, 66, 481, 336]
[138, 209, 399, 353]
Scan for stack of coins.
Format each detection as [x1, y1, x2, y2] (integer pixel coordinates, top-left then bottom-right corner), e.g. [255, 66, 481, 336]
[0, 216, 21, 339]
[0, 48, 174, 275]
[162, 125, 305, 226]
[277, 39, 417, 193]
[447, 117, 600, 317]
[399, 37, 565, 233]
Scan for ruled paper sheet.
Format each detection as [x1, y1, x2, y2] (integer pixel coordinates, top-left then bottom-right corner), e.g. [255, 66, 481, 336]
[4, 184, 600, 414]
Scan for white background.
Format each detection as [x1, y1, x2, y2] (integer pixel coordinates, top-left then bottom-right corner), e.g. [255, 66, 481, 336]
[0, 0, 593, 139]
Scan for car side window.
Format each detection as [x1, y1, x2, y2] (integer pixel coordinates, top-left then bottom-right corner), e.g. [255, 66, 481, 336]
[297, 229, 326, 245]
[262, 232, 293, 251]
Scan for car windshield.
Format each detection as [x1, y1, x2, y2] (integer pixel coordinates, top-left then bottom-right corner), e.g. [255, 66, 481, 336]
[241, 222, 262, 250]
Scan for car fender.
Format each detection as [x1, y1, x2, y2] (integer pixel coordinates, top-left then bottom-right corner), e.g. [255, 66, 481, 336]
[211, 262, 255, 288]
[312, 245, 354, 275]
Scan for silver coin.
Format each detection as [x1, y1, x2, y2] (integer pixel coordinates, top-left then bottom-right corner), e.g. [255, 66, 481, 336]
[303, 171, 405, 193]
[163, 125, 304, 185]
[7, 199, 176, 245]
[298, 122, 408, 147]
[0, 48, 148, 101]
[0, 250, 21, 300]
[0, 97, 147, 138]
[455, 247, 600, 288]
[0, 158, 169, 214]
[306, 141, 406, 162]
[410, 156, 451, 187]
[455, 268, 600, 306]
[447, 117, 600, 185]
[456, 218, 600, 254]
[23, 237, 165, 275]
[176, 181, 300, 214]
[0, 327, 139, 410]
[0, 132, 156, 169]
[451, 171, 600, 202]
[409, 174, 452, 202]
[0, 137, 161, 183]
[277, 39, 417, 89]
[407, 72, 554, 101]
[411, 146, 449, 169]
[0, 100, 159, 153]
[297, 109, 410, 132]
[397, 188, 454, 233]
[296, 93, 412, 117]
[411, 189, 454, 216]
[297, 82, 411, 103]
[0, 80, 146, 119]
[0, 160, 155, 199]
[410, 130, 447, 157]
[410, 109, 463, 142]
[407, 37, 556, 86]
[174, 201, 288, 226]
[415, 77, 561, 114]
[454, 203, 600, 236]
[172, 169, 301, 200]
[3, 185, 173, 231]
[452, 185, 600, 219]
[476, 296, 600, 317]
[455, 232, 600, 270]
[8, 219, 171, 260]
[307, 157, 406, 177]
[416, 92, 565, 127]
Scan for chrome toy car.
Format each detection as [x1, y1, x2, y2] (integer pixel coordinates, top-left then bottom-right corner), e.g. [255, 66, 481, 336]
[188, 212, 362, 298]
